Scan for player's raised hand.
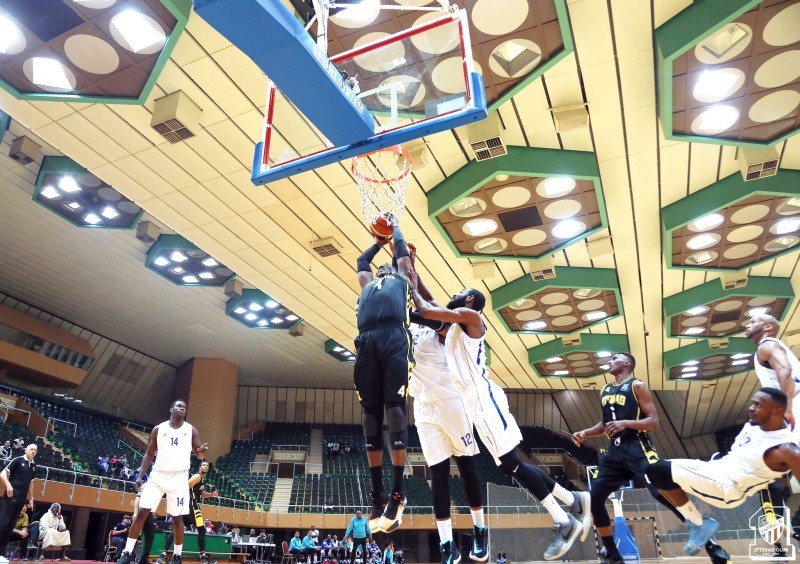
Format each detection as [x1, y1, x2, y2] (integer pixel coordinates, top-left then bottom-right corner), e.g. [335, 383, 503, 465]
[408, 242, 416, 266]
[788, 412, 796, 431]
[196, 443, 209, 457]
[571, 431, 585, 447]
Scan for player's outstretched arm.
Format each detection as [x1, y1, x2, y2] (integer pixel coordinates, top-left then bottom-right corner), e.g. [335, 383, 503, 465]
[759, 341, 796, 430]
[604, 381, 659, 437]
[572, 419, 605, 446]
[388, 217, 414, 280]
[412, 287, 483, 338]
[192, 426, 208, 460]
[356, 237, 389, 289]
[188, 473, 201, 488]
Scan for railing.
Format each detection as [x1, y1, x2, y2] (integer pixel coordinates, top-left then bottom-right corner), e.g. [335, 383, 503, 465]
[117, 439, 144, 460]
[123, 420, 150, 433]
[272, 444, 309, 451]
[0, 404, 31, 426]
[47, 416, 77, 437]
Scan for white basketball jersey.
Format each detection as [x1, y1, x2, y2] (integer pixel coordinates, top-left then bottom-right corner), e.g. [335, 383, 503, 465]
[754, 338, 800, 398]
[714, 422, 795, 493]
[153, 420, 193, 472]
[408, 325, 458, 403]
[444, 321, 488, 393]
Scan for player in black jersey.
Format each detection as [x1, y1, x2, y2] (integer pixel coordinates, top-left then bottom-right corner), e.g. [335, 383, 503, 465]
[355, 215, 414, 534]
[159, 462, 218, 564]
[572, 353, 729, 564]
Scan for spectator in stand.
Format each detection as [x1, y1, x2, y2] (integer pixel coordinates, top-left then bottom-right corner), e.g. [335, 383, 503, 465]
[12, 438, 23, 453]
[0, 442, 11, 461]
[496, 549, 507, 564]
[256, 530, 268, 544]
[72, 461, 83, 473]
[343, 443, 352, 455]
[110, 515, 132, 557]
[38, 503, 71, 561]
[344, 510, 369, 561]
[327, 442, 335, 458]
[97, 455, 109, 476]
[204, 520, 214, 534]
[324, 496, 334, 511]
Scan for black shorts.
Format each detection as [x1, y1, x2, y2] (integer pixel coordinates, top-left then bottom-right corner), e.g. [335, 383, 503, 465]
[592, 435, 660, 490]
[353, 325, 414, 408]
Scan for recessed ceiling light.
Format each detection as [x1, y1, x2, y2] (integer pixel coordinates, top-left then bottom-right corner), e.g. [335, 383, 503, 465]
[682, 360, 700, 366]
[748, 307, 769, 316]
[59, 176, 81, 193]
[0, 15, 23, 55]
[54, 393, 65, 397]
[286, 314, 299, 321]
[257, 319, 269, 326]
[523, 321, 547, 330]
[596, 351, 612, 358]
[551, 219, 586, 239]
[686, 250, 716, 265]
[689, 213, 724, 232]
[249, 303, 264, 311]
[682, 366, 698, 372]
[31, 58, 73, 91]
[495, 174, 510, 182]
[198, 272, 215, 280]
[335, 0, 380, 22]
[731, 358, 750, 366]
[599, 364, 610, 371]
[100, 206, 119, 219]
[553, 370, 569, 376]
[202, 258, 218, 267]
[182, 275, 198, 283]
[171, 267, 185, 274]
[464, 218, 498, 237]
[65, 202, 82, 211]
[244, 313, 258, 321]
[683, 327, 704, 335]
[265, 300, 278, 308]
[574, 288, 599, 299]
[685, 306, 709, 316]
[682, 373, 697, 378]
[451, 197, 484, 217]
[774, 218, 800, 235]
[693, 69, 742, 102]
[84, 213, 101, 225]
[585, 311, 607, 321]
[333, 346, 344, 352]
[694, 105, 739, 133]
[540, 177, 576, 197]
[546, 357, 562, 363]
[271, 317, 284, 324]
[40, 186, 60, 199]
[170, 251, 187, 262]
[686, 233, 718, 250]
[153, 256, 170, 267]
[731, 353, 750, 359]
[73, 399, 82, 403]
[234, 307, 247, 315]
[111, 10, 167, 53]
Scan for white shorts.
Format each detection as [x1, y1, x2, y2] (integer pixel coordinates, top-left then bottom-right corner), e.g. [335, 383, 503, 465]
[671, 459, 763, 509]
[414, 396, 478, 466]
[139, 469, 191, 515]
[464, 382, 522, 465]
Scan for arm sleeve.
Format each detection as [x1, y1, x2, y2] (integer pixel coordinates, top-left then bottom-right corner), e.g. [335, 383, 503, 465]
[357, 244, 381, 273]
[409, 311, 445, 331]
[392, 225, 409, 258]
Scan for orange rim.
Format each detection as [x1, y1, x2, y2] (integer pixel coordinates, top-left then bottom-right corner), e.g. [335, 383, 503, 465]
[352, 145, 413, 185]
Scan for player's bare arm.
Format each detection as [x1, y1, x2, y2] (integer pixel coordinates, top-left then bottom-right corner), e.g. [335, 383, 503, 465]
[412, 288, 483, 338]
[188, 473, 201, 488]
[604, 381, 659, 437]
[192, 426, 208, 460]
[136, 425, 159, 490]
[571, 420, 605, 446]
[759, 341, 796, 428]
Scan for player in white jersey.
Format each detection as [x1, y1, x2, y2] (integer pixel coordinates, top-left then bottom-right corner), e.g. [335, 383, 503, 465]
[411, 285, 591, 561]
[118, 400, 208, 564]
[646, 388, 800, 553]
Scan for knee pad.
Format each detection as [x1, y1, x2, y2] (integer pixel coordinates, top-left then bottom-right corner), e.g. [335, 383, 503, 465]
[498, 450, 521, 475]
[430, 460, 451, 519]
[385, 403, 407, 450]
[362, 406, 384, 452]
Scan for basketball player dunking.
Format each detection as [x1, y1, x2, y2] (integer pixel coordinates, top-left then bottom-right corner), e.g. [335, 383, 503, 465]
[572, 353, 729, 564]
[118, 400, 208, 564]
[355, 215, 414, 533]
[412, 285, 591, 561]
[647, 388, 800, 554]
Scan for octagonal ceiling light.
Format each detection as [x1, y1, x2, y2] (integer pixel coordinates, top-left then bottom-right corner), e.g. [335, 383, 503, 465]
[528, 334, 630, 379]
[664, 276, 794, 339]
[0, 0, 190, 103]
[428, 147, 606, 261]
[325, 339, 356, 363]
[34, 156, 142, 229]
[662, 169, 800, 270]
[226, 289, 302, 330]
[145, 234, 236, 287]
[664, 338, 756, 381]
[491, 266, 622, 335]
[656, 0, 800, 146]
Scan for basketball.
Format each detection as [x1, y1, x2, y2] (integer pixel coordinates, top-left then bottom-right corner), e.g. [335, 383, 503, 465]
[370, 212, 394, 239]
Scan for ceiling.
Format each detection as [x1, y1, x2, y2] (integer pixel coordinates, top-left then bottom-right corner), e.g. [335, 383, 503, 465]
[0, 0, 799, 434]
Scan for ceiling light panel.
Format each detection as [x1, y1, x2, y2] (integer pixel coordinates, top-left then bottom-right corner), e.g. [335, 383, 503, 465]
[226, 289, 302, 329]
[430, 148, 607, 261]
[145, 234, 236, 287]
[528, 334, 630, 379]
[664, 338, 756, 381]
[492, 266, 622, 335]
[325, 339, 356, 363]
[33, 156, 142, 229]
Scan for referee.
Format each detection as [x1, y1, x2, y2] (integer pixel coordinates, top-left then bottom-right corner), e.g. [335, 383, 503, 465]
[0, 444, 37, 561]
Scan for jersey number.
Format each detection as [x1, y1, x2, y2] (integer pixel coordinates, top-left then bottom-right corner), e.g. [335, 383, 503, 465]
[171, 437, 179, 446]
[460, 433, 473, 447]
[397, 385, 405, 397]
[176, 497, 184, 507]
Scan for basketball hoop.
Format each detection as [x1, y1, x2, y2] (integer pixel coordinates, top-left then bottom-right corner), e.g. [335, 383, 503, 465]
[352, 145, 413, 220]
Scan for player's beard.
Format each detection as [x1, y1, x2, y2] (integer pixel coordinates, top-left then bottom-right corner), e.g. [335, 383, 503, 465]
[447, 294, 468, 310]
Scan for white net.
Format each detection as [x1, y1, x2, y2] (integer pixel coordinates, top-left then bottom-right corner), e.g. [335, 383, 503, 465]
[352, 145, 412, 220]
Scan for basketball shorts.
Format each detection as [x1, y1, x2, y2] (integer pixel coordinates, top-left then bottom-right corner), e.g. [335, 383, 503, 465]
[592, 437, 659, 490]
[139, 469, 190, 515]
[414, 396, 478, 466]
[353, 325, 414, 408]
[464, 381, 522, 465]
[670, 459, 760, 509]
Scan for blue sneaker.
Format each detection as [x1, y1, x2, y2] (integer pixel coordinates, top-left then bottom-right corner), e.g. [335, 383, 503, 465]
[469, 525, 488, 561]
[684, 517, 719, 555]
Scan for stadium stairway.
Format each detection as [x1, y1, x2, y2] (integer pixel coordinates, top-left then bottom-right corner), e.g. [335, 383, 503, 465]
[268, 477, 293, 512]
[307, 428, 323, 474]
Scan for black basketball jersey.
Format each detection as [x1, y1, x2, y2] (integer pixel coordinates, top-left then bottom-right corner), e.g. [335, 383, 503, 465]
[190, 475, 204, 507]
[356, 273, 412, 331]
[600, 376, 646, 442]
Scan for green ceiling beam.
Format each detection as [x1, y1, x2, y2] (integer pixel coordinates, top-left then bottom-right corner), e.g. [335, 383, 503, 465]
[663, 338, 755, 381]
[664, 276, 794, 318]
[527, 334, 630, 379]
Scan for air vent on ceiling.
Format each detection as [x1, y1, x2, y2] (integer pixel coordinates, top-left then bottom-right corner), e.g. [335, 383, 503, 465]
[465, 113, 507, 161]
[9, 135, 40, 165]
[722, 271, 748, 290]
[562, 334, 582, 347]
[553, 105, 590, 133]
[135, 221, 160, 244]
[709, 338, 730, 349]
[471, 261, 495, 279]
[151, 91, 202, 144]
[311, 236, 343, 257]
[738, 146, 780, 181]
[529, 256, 556, 281]
[289, 322, 305, 337]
